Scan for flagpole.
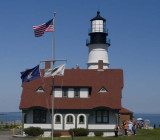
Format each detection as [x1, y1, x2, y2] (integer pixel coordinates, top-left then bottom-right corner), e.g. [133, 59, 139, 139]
[51, 12, 56, 140]
[51, 78, 54, 140]
[53, 12, 56, 65]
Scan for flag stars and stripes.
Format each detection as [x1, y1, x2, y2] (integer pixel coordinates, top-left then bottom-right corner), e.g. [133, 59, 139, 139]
[33, 19, 54, 37]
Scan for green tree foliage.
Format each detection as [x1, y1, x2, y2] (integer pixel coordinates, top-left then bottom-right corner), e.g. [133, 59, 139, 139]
[0, 121, 3, 124]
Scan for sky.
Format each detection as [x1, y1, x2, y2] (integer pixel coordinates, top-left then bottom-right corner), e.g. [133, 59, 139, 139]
[0, 0, 160, 114]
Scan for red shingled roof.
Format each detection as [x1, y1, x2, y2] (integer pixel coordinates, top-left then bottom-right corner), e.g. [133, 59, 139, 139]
[120, 107, 133, 114]
[19, 69, 123, 110]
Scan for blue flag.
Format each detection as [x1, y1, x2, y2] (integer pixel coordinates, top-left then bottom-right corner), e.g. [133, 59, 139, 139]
[21, 65, 40, 83]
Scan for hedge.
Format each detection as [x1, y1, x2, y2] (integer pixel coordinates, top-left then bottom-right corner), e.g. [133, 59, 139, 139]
[69, 128, 89, 136]
[94, 131, 103, 136]
[24, 127, 44, 136]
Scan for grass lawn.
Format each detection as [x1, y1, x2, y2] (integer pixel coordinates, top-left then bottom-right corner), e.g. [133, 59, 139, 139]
[0, 128, 10, 131]
[26, 128, 160, 140]
[0, 128, 10, 132]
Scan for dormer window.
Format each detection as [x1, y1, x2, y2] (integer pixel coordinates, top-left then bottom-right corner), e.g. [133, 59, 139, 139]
[98, 87, 108, 93]
[36, 87, 45, 93]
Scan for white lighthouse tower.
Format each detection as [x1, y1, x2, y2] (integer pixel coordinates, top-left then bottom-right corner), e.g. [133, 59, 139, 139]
[86, 11, 110, 69]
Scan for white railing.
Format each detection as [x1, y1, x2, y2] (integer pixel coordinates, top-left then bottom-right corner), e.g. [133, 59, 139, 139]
[88, 124, 115, 130]
[24, 123, 115, 130]
[24, 123, 63, 130]
[24, 124, 51, 129]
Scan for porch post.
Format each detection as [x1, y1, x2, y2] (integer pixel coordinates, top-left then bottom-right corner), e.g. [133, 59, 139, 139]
[62, 114, 65, 130]
[115, 113, 119, 125]
[75, 114, 77, 128]
[118, 113, 120, 126]
[86, 114, 89, 129]
[22, 112, 25, 136]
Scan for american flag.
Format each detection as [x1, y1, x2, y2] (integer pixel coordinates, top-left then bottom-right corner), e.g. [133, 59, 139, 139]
[33, 19, 54, 37]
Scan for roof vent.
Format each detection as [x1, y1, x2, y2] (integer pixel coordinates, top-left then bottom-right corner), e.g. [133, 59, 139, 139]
[36, 87, 45, 93]
[98, 87, 108, 93]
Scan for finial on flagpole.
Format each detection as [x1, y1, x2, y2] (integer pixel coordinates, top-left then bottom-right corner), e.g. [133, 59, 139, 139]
[54, 12, 56, 17]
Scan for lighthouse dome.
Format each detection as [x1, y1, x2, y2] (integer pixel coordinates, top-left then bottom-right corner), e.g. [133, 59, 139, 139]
[91, 11, 106, 21]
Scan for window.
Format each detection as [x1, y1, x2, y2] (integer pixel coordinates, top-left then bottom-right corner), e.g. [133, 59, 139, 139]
[96, 111, 102, 123]
[74, 88, 80, 97]
[67, 115, 73, 124]
[24, 114, 27, 123]
[55, 115, 61, 124]
[96, 110, 109, 123]
[103, 111, 108, 123]
[62, 88, 68, 97]
[33, 109, 46, 123]
[92, 20, 104, 32]
[79, 115, 85, 124]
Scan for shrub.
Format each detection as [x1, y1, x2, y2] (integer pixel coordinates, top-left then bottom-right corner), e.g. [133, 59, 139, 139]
[51, 131, 61, 137]
[94, 131, 103, 136]
[24, 127, 44, 136]
[69, 128, 89, 136]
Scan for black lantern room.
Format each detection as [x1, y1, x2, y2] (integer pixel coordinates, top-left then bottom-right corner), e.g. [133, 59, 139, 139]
[86, 11, 110, 46]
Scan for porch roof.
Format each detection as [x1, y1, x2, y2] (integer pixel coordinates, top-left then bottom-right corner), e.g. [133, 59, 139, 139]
[120, 107, 133, 114]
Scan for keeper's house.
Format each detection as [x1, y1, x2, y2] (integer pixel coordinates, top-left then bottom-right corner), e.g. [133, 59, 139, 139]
[19, 11, 133, 137]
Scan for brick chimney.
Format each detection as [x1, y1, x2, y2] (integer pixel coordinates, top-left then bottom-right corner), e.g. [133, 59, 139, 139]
[98, 60, 103, 70]
[45, 61, 51, 69]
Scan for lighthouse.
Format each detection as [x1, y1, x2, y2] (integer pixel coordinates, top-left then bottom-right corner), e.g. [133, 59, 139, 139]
[86, 11, 110, 69]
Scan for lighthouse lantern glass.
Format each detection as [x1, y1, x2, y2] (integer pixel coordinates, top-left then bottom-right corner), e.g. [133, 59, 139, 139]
[92, 20, 105, 32]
